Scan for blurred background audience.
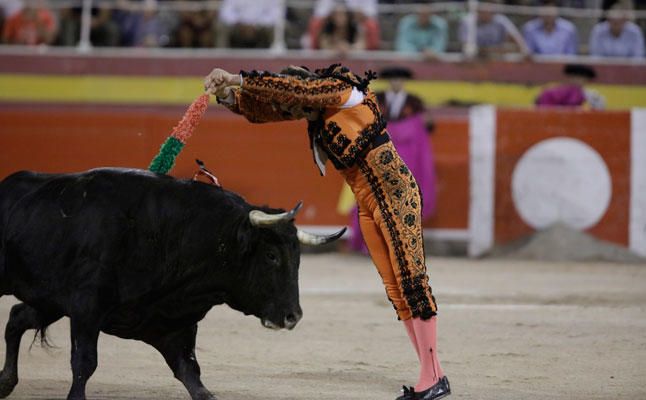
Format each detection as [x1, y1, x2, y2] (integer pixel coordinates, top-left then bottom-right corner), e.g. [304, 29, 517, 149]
[0, 0, 24, 31]
[306, 0, 379, 51]
[112, 0, 167, 47]
[171, 0, 216, 48]
[218, 0, 283, 48]
[395, 5, 448, 59]
[459, 4, 530, 58]
[2, 0, 55, 45]
[318, 4, 365, 52]
[522, 1, 578, 55]
[589, 6, 645, 57]
[0, 0, 643, 60]
[56, 3, 118, 47]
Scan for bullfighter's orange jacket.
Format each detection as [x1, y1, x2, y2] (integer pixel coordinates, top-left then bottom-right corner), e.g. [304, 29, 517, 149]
[219, 66, 387, 174]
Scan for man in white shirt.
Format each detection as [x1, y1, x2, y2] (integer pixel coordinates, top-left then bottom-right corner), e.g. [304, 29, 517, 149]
[218, 0, 284, 48]
[522, 4, 579, 55]
[589, 7, 645, 58]
[460, 7, 529, 58]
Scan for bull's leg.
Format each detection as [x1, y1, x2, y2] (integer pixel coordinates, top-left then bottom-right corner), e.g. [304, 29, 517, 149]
[67, 291, 107, 400]
[67, 317, 100, 400]
[148, 325, 215, 400]
[0, 303, 62, 398]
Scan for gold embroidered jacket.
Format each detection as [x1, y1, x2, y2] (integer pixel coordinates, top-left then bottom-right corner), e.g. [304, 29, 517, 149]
[221, 67, 387, 174]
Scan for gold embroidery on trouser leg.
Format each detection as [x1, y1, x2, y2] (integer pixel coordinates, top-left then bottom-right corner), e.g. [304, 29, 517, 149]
[358, 142, 437, 319]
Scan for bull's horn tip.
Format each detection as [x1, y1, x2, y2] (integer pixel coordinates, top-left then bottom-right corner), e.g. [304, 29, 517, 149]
[331, 227, 347, 239]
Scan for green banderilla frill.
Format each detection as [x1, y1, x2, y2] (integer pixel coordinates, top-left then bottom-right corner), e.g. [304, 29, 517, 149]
[148, 136, 185, 175]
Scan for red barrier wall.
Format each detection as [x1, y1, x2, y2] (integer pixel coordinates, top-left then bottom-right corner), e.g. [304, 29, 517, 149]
[0, 105, 469, 229]
[494, 109, 631, 246]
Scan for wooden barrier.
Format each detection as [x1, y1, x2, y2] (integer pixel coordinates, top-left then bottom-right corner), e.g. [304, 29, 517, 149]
[0, 105, 470, 232]
[469, 106, 645, 257]
[3, 104, 642, 255]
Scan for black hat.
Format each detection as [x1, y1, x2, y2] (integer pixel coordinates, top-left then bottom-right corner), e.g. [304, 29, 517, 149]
[379, 66, 413, 79]
[564, 64, 596, 79]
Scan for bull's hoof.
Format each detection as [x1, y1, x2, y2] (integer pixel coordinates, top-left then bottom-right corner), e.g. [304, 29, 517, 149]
[192, 388, 217, 400]
[0, 370, 18, 399]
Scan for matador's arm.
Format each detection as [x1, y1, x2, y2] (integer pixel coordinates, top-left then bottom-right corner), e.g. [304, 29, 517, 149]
[239, 70, 354, 109]
[218, 88, 300, 124]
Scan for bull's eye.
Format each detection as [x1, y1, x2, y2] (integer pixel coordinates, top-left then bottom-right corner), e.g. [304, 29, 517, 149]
[266, 251, 279, 264]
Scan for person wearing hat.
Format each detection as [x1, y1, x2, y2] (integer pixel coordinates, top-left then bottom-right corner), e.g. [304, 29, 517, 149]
[204, 64, 450, 400]
[536, 64, 606, 109]
[347, 66, 437, 259]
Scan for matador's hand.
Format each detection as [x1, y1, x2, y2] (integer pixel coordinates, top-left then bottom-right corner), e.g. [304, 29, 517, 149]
[204, 68, 241, 94]
[215, 86, 232, 101]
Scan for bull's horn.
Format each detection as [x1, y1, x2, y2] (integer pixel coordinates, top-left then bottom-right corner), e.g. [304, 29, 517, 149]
[249, 201, 303, 226]
[297, 227, 347, 246]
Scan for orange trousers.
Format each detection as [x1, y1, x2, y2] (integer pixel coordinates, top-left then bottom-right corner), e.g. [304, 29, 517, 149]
[341, 141, 437, 320]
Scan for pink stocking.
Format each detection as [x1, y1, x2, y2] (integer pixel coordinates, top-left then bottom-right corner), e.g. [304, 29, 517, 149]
[403, 319, 420, 361]
[411, 316, 444, 392]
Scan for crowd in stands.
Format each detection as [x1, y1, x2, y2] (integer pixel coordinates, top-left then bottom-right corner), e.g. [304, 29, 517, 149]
[0, 0, 644, 59]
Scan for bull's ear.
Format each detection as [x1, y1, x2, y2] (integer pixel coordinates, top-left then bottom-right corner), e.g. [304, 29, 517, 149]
[236, 219, 253, 255]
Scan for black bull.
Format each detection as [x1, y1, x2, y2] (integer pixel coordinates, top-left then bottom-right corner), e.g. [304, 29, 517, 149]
[0, 168, 344, 400]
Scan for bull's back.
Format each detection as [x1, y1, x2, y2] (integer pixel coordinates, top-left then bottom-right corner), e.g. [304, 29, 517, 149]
[2, 168, 243, 306]
[0, 171, 55, 224]
[0, 171, 57, 293]
[4, 168, 201, 259]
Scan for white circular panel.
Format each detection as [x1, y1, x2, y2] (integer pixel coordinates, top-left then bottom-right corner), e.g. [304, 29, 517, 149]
[511, 137, 612, 230]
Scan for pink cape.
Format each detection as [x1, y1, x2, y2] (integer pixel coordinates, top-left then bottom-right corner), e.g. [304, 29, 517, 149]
[536, 84, 585, 107]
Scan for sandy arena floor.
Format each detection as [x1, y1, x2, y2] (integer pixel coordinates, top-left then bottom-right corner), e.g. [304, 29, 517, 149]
[1, 254, 645, 400]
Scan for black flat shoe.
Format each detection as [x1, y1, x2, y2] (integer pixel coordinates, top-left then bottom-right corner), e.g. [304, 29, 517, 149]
[415, 376, 451, 400]
[395, 386, 416, 400]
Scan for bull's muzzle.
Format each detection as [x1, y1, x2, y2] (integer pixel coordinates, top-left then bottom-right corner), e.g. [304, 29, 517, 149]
[261, 310, 302, 331]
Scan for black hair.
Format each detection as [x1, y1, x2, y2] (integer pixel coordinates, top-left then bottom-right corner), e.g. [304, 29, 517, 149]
[280, 65, 318, 79]
[564, 64, 597, 79]
[322, 8, 358, 44]
[380, 66, 414, 80]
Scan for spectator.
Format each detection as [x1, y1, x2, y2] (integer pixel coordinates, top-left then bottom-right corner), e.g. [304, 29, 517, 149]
[2, 2, 56, 45]
[395, 6, 448, 59]
[112, 0, 166, 47]
[134, 0, 167, 47]
[318, 4, 365, 52]
[344, 0, 379, 49]
[601, 0, 635, 17]
[306, 0, 379, 50]
[56, 5, 119, 47]
[0, 0, 23, 20]
[218, 0, 283, 48]
[589, 7, 644, 58]
[459, 6, 529, 58]
[536, 64, 606, 109]
[1, 0, 22, 35]
[172, 0, 216, 48]
[522, 3, 578, 55]
[354, 10, 379, 50]
[344, 0, 377, 18]
[312, 0, 377, 22]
